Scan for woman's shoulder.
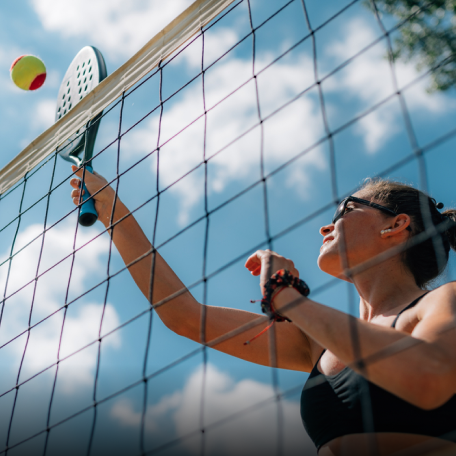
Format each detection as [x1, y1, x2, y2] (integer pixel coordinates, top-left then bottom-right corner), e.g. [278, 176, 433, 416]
[420, 282, 456, 306]
[414, 282, 456, 322]
[394, 284, 456, 333]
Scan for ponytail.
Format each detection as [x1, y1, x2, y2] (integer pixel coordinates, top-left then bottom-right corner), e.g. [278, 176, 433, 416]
[442, 209, 456, 252]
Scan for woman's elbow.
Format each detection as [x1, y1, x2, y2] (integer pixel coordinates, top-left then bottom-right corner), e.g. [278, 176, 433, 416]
[155, 298, 201, 341]
[162, 314, 199, 342]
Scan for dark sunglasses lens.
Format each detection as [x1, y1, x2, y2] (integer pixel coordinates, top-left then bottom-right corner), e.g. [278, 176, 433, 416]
[333, 201, 346, 223]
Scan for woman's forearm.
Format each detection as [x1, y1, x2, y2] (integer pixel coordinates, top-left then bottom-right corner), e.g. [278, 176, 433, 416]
[275, 288, 451, 409]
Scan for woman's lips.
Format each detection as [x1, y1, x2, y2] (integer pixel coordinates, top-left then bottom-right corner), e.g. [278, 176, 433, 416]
[320, 236, 334, 251]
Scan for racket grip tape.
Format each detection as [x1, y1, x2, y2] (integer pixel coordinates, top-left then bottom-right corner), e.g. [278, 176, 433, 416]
[79, 165, 98, 227]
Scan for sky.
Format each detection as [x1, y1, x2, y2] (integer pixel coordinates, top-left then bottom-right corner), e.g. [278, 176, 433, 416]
[1, 1, 456, 455]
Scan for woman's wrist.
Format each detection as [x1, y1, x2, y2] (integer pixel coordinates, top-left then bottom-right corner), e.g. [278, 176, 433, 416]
[272, 286, 307, 317]
[270, 285, 287, 302]
[246, 269, 310, 345]
[269, 286, 288, 316]
[261, 269, 310, 321]
[98, 192, 128, 228]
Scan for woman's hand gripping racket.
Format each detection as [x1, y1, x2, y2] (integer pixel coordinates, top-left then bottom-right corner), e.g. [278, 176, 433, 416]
[55, 46, 107, 226]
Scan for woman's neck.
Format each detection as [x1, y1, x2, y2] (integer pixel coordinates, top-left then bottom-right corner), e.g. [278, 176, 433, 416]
[352, 257, 424, 321]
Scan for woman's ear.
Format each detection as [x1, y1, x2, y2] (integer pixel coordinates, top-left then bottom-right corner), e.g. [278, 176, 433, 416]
[392, 214, 411, 234]
[380, 214, 410, 238]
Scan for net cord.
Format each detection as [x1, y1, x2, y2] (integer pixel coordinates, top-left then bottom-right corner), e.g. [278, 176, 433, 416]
[199, 27, 209, 456]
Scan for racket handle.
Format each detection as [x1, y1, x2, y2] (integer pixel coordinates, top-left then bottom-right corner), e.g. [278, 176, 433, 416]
[79, 165, 98, 227]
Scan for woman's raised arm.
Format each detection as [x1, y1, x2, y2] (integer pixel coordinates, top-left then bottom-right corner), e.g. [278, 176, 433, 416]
[69, 166, 315, 372]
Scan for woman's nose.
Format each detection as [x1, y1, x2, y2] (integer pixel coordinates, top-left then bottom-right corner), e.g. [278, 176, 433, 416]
[320, 224, 334, 236]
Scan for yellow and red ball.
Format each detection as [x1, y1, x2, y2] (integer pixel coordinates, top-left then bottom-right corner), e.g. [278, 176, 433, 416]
[10, 55, 46, 91]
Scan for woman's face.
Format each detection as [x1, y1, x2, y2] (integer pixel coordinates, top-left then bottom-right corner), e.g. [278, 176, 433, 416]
[317, 192, 392, 278]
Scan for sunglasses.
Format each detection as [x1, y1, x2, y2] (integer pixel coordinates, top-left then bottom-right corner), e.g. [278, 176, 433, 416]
[332, 196, 402, 225]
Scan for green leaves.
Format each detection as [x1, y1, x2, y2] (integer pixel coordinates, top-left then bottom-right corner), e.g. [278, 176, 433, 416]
[367, 0, 456, 91]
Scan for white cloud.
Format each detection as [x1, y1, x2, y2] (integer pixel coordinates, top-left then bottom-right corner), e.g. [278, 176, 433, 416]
[326, 18, 452, 153]
[122, 47, 326, 225]
[121, 16, 455, 225]
[44, 69, 62, 90]
[31, 0, 195, 60]
[18, 97, 58, 149]
[181, 28, 240, 70]
[32, 98, 55, 132]
[112, 392, 181, 433]
[82, 15, 455, 226]
[0, 221, 120, 393]
[111, 363, 315, 455]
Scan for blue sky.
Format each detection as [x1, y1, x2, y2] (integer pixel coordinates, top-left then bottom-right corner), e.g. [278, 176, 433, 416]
[0, 1, 456, 455]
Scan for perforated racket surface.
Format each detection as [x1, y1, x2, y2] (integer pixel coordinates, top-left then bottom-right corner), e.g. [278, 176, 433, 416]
[55, 46, 107, 226]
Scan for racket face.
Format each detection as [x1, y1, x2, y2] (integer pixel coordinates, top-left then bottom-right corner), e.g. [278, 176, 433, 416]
[56, 46, 107, 166]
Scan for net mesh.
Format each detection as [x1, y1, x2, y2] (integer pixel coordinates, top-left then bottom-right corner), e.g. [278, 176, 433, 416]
[1, 0, 456, 455]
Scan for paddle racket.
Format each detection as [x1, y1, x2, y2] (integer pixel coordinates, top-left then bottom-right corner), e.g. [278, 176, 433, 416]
[55, 46, 107, 227]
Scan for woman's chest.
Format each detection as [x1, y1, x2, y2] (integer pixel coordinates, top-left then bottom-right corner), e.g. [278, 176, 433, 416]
[317, 310, 420, 376]
[318, 351, 347, 376]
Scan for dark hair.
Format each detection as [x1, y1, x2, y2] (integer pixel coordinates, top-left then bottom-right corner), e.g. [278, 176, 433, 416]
[360, 178, 456, 289]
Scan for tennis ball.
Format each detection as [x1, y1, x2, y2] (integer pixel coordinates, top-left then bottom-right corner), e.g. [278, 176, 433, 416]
[10, 55, 46, 91]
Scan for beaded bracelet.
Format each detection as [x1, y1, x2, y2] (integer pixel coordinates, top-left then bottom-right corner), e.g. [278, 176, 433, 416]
[245, 269, 310, 345]
[261, 269, 310, 321]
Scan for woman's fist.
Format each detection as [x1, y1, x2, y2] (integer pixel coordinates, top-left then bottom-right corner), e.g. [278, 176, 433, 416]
[245, 250, 299, 294]
[70, 165, 115, 221]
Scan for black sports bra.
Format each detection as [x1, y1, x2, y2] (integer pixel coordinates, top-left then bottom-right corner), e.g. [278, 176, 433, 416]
[300, 295, 456, 450]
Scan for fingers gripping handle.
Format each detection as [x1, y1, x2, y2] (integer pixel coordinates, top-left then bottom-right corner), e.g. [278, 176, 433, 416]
[79, 165, 98, 227]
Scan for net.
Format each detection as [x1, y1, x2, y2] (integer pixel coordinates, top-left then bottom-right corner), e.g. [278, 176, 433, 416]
[1, 0, 456, 455]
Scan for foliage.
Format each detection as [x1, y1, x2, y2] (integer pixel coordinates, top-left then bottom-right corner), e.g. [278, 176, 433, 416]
[366, 0, 456, 91]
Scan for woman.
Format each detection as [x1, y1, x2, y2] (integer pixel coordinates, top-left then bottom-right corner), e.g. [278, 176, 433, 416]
[70, 165, 456, 456]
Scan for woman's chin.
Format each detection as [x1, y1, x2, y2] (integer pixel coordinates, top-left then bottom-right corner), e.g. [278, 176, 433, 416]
[317, 252, 345, 279]
[318, 258, 353, 282]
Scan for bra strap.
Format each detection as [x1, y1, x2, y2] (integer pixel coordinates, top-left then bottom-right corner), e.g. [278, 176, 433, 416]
[313, 348, 326, 367]
[313, 293, 427, 368]
[391, 293, 428, 328]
